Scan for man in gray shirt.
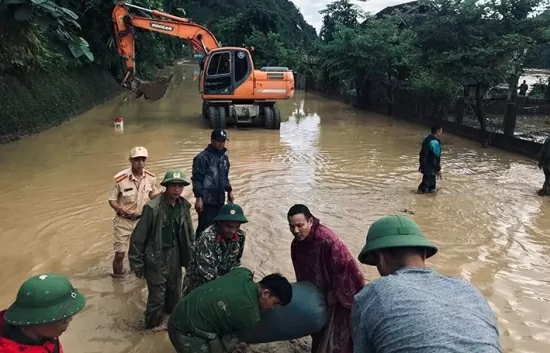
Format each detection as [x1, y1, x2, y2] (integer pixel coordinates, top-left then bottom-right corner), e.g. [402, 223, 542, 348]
[352, 215, 501, 353]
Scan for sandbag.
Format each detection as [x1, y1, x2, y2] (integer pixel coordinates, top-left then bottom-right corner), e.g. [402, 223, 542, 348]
[238, 281, 328, 344]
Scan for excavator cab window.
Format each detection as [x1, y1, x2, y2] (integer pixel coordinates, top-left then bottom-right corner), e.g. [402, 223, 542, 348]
[234, 49, 250, 84]
[204, 51, 232, 94]
[203, 49, 251, 95]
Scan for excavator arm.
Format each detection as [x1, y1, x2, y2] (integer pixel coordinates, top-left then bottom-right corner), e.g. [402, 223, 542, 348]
[111, 1, 220, 100]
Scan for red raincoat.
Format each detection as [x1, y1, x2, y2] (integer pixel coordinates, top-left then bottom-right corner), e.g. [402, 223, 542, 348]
[291, 218, 366, 353]
[0, 310, 63, 353]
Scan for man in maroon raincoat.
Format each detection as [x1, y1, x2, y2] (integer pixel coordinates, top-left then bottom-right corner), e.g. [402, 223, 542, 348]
[287, 204, 366, 353]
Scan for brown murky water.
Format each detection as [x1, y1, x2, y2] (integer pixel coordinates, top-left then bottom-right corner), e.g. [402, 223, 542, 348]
[0, 64, 549, 353]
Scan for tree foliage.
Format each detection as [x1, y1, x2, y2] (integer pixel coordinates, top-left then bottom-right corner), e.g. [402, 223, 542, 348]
[307, 0, 550, 135]
[0, 0, 316, 78]
[0, 0, 93, 72]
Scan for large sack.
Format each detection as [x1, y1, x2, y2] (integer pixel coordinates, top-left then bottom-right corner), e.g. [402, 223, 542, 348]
[238, 281, 328, 344]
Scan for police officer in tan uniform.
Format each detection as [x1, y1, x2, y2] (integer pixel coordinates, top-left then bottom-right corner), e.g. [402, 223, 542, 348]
[108, 146, 159, 277]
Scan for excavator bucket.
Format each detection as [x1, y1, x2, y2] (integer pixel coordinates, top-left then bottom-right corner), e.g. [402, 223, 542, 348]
[135, 72, 174, 100]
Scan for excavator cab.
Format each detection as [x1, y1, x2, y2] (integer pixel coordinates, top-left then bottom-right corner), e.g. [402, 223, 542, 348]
[200, 48, 252, 95]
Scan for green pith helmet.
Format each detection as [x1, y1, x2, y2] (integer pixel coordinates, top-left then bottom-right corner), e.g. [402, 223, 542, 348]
[161, 168, 190, 187]
[214, 203, 248, 223]
[358, 215, 438, 266]
[5, 273, 86, 326]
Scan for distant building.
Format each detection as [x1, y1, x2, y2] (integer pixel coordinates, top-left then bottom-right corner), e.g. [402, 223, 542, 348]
[375, 1, 427, 18]
[363, 1, 433, 28]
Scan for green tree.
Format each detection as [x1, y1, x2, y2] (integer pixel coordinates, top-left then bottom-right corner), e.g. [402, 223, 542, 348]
[319, 0, 362, 42]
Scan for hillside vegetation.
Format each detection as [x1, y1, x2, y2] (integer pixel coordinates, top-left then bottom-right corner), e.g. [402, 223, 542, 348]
[0, 0, 315, 139]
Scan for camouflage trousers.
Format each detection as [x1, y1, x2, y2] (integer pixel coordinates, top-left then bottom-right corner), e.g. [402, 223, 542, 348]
[168, 319, 225, 353]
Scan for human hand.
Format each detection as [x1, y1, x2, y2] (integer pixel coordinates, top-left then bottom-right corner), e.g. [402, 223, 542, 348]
[117, 207, 131, 218]
[436, 171, 442, 179]
[135, 271, 144, 279]
[227, 191, 234, 203]
[195, 198, 203, 214]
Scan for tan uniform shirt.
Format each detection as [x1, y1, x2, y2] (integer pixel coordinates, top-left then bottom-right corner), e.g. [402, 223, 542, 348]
[108, 168, 158, 215]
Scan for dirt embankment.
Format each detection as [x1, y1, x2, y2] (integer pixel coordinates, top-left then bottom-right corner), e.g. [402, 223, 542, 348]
[0, 66, 122, 144]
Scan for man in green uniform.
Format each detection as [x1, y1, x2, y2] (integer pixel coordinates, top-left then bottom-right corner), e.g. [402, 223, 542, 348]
[129, 168, 195, 330]
[182, 203, 247, 295]
[538, 136, 550, 195]
[168, 267, 293, 353]
[0, 273, 86, 353]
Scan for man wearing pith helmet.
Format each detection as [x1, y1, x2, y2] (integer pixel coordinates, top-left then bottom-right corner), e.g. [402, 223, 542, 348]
[182, 203, 247, 295]
[0, 273, 86, 353]
[351, 215, 502, 353]
[129, 168, 195, 330]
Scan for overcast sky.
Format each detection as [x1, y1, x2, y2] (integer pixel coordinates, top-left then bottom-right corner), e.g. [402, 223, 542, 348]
[291, 0, 411, 31]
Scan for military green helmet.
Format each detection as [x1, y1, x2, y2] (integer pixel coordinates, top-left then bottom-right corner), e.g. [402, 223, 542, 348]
[214, 203, 248, 223]
[5, 273, 86, 326]
[161, 168, 190, 186]
[358, 215, 438, 266]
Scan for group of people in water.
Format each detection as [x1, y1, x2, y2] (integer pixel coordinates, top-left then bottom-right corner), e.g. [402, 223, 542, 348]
[0, 128, 505, 353]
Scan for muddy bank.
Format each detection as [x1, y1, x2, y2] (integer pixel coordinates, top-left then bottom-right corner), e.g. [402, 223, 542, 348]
[0, 65, 122, 144]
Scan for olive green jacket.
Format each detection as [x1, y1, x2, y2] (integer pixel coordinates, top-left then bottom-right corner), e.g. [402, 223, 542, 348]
[128, 193, 195, 277]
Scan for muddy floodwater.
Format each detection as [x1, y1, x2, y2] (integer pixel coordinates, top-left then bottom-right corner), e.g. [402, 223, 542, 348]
[0, 64, 549, 353]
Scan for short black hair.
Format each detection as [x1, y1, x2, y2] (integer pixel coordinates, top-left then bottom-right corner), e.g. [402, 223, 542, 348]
[431, 125, 442, 134]
[259, 273, 293, 305]
[287, 204, 313, 219]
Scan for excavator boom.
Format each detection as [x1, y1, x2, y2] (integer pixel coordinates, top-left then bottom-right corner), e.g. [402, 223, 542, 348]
[112, 1, 220, 99]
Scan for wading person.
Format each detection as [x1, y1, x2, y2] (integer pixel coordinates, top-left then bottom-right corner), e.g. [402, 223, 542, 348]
[537, 136, 550, 195]
[182, 203, 247, 295]
[418, 125, 443, 194]
[169, 267, 292, 353]
[129, 168, 195, 330]
[352, 215, 501, 352]
[108, 146, 159, 277]
[287, 204, 366, 353]
[0, 273, 86, 353]
[518, 80, 528, 96]
[192, 129, 234, 237]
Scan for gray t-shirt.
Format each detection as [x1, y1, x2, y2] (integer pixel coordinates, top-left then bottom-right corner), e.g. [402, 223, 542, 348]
[351, 267, 501, 353]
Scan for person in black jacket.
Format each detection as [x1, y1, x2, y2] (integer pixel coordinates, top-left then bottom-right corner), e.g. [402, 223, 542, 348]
[418, 125, 443, 193]
[192, 129, 234, 237]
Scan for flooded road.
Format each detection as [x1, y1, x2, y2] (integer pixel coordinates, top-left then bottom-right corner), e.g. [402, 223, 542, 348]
[0, 63, 549, 353]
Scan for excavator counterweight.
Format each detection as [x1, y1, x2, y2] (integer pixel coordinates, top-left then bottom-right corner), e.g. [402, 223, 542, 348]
[112, 1, 295, 129]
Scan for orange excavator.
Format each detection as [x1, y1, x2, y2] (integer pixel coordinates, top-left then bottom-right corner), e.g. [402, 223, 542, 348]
[111, 1, 295, 130]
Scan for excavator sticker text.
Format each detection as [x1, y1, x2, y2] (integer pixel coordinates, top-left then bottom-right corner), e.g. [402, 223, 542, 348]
[150, 23, 174, 31]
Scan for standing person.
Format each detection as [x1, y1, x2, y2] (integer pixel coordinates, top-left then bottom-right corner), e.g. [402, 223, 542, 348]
[108, 146, 159, 277]
[287, 204, 366, 353]
[182, 203, 248, 295]
[418, 125, 443, 194]
[192, 129, 234, 237]
[538, 136, 550, 196]
[129, 168, 195, 330]
[518, 80, 528, 96]
[169, 267, 293, 353]
[0, 273, 86, 353]
[352, 215, 501, 352]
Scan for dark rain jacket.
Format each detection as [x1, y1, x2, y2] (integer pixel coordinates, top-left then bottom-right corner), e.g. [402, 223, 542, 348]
[192, 145, 232, 206]
[538, 137, 550, 165]
[128, 193, 195, 283]
[418, 135, 441, 175]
